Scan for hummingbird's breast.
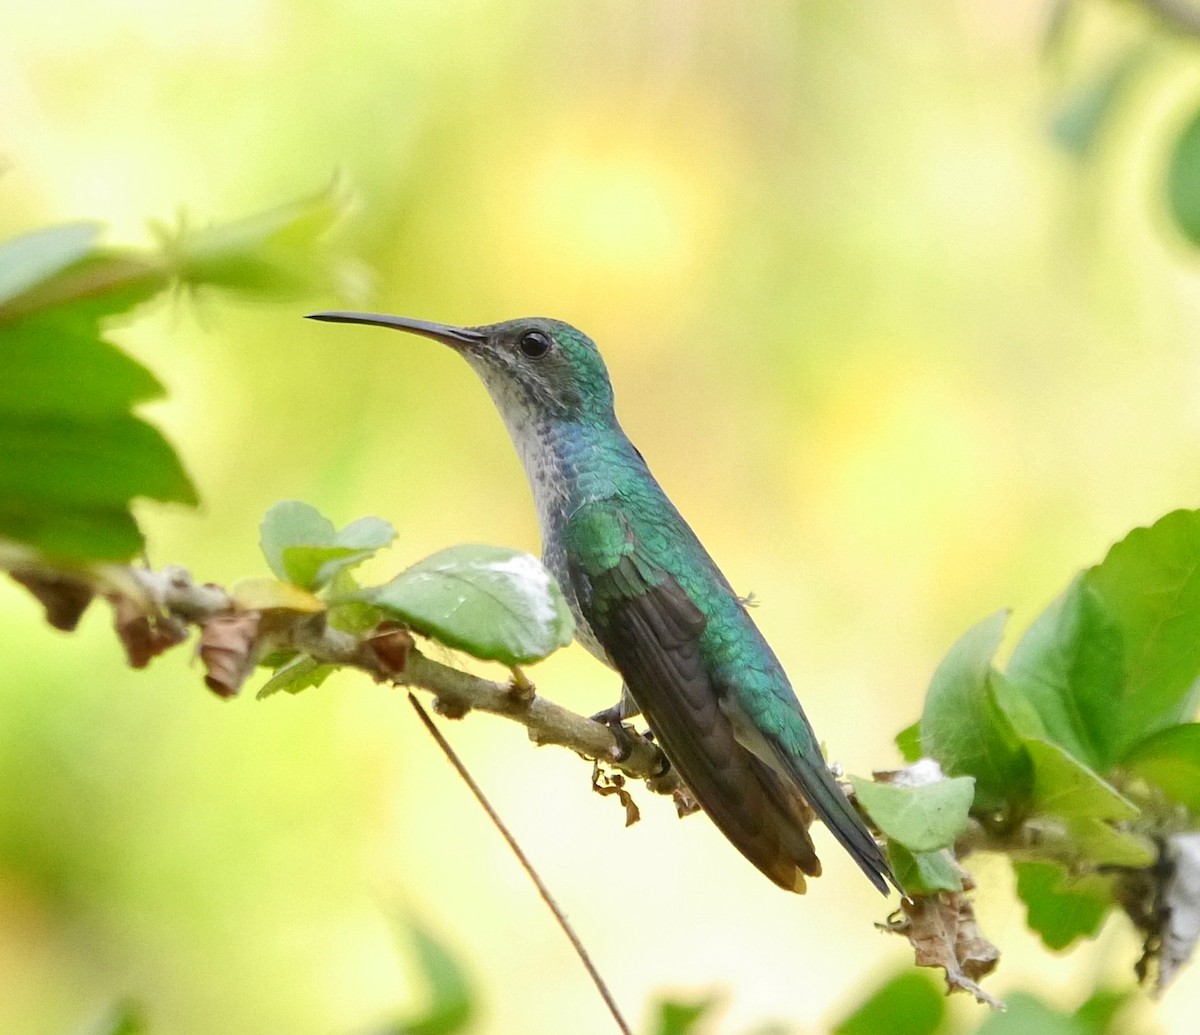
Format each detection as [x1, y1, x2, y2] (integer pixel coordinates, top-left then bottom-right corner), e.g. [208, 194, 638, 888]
[503, 411, 620, 664]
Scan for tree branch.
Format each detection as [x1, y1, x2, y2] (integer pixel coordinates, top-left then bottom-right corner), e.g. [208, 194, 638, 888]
[5, 557, 687, 801]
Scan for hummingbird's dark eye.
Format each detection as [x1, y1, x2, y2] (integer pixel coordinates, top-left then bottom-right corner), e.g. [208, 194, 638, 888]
[518, 330, 552, 359]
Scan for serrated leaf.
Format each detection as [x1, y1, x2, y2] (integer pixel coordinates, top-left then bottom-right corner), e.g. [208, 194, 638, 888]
[0, 317, 164, 418]
[1006, 575, 1122, 770]
[394, 924, 474, 1035]
[0, 411, 197, 561]
[230, 577, 324, 613]
[833, 970, 946, 1035]
[895, 721, 922, 764]
[1123, 722, 1200, 813]
[364, 545, 575, 665]
[256, 655, 336, 699]
[0, 414, 197, 507]
[1024, 739, 1137, 821]
[975, 992, 1089, 1035]
[0, 222, 99, 306]
[0, 501, 143, 561]
[1087, 510, 1200, 756]
[653, 997, 719, 1035]
[886, 842, 962, 894]
[920, 611, 1025, 811]
[851, 775, 974, 853]
[1014, 862, 1113, 951]
[1168, 105, 1200, 248]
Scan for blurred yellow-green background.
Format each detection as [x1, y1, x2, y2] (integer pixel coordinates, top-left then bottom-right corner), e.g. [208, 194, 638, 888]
[3, 1, 1200, 1032]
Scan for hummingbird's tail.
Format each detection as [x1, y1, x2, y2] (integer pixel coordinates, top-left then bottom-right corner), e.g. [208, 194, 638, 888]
[777, 746, 895, 895]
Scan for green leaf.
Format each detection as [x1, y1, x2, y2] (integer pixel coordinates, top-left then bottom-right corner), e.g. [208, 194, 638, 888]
[975, 993, 1089, 1035]
[256, 656, 336, 700]
[391, 924, 474, 1035]
[1014, 861, 1113, 950]
[1123, 722, 1200, 813]
[0, 413, 197, 561]
[851, 775, 974, 853]
[1074, 987, 1135, 1035]
[0, 414, 197, 508]
[365, 545, 575, 666]
[1006, 575, 1122, 770]
[1024, 739, 1138, 821]
[336, 515, 397, 551]
[920, 611, 1025, 811]
[1087, 510, 1200, 756]
[1065, 817, 1155, 868]
[281, 545, 374, 590]
[833, 969, 946, 1035]
[0, 501, 144, 561]
[167, 180, 352, 299]
[0, 317, 164, 418]
[1168, 104, 1200, 248]
[894, 721, 922, 763]
[0, 222, 99, 306]
[259, 501, 396, 589]
[886, 842, 962, 894]
[653, 997, 719, 1035]
[259, 500, 336, 579]
[989, 668, 1048, 742]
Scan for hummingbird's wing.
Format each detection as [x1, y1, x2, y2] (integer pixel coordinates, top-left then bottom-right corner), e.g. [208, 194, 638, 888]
[565, 502, 823, 893]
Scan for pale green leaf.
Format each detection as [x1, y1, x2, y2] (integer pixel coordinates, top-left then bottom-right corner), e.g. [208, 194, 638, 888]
[257, 656, 336, 699]
[1006, 575, 1121, 770]
[1123, 722, 1200, 813]
[259, 500, 336, 580]
[1024, 739, 1138, 821]
[851, 775, 974, 853]
[1088, 509, 1200, 755]
[365, 545, 575, 665]
[886, 842, 962, 894]
[0, 222, 99, 306]
[920, 611, 1025, 811]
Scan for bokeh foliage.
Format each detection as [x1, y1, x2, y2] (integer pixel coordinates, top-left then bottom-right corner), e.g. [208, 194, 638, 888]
[5, 1, 1200, 1034]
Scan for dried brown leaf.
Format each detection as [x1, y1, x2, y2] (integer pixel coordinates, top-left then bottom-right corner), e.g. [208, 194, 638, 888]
[199, 611, 261, 697]
[108, 592, 189, 668]
[10, 568, 95, 631]
[366, 622, 414, 675]
[592, 762, 641, 827]
[887, 881, 1003, 1009]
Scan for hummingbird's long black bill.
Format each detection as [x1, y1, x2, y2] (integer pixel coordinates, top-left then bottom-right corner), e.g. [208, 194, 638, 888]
[305, 311, 484, 347]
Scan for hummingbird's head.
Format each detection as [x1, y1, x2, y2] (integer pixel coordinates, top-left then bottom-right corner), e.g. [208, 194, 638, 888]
[306, 312, 615, 424]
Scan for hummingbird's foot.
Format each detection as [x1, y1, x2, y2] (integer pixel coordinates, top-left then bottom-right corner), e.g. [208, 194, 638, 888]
[596, 716, 640, 763]
[590, 682, 641, 726]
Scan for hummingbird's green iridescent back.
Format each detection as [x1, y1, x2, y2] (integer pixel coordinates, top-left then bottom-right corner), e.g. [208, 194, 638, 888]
[308, 309, 893, 895]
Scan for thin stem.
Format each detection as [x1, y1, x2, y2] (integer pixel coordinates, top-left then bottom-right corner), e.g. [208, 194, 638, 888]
[407, 693, 633, 1035]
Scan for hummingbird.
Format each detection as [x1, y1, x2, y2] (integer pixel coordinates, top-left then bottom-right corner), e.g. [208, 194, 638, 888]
[307, 311, 893, 895]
